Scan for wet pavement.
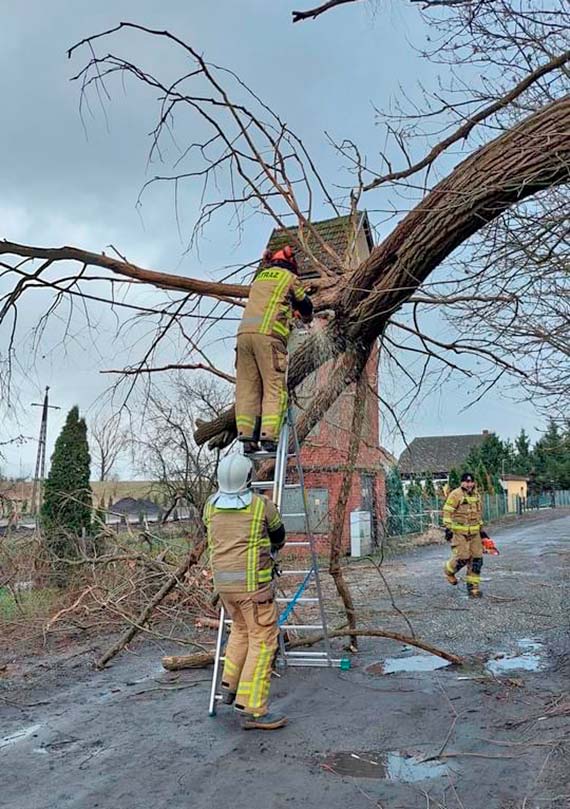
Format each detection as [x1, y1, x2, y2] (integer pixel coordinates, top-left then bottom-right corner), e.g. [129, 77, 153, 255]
[1, 511, 569, 809]
[321, 750, 449, 781]
[486, 638, 546, 675]
[374, 652, 451, 674]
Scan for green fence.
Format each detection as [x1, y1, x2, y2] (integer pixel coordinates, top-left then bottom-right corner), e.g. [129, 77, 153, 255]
[385, 490, 570, 539]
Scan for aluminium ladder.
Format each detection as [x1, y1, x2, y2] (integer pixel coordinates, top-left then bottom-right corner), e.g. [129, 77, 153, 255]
[208, 406, 342, 717]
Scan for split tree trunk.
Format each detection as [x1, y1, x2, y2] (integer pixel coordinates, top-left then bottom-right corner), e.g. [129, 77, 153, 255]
[194, 97, 570, 450]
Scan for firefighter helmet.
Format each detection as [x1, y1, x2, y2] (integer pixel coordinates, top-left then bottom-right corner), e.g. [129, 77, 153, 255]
[269, 245, 298, 273]
[217, 453, 253, 494]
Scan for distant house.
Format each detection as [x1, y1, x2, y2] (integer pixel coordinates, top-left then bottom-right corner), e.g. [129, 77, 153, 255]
[398, 431, 492, 484]
[0, 482, 29, 518]
[500, 474, 528, 512]
[110, 497, 161, 522]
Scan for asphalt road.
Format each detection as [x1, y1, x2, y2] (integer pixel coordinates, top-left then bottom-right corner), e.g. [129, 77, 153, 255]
[1, 512, 569, 809]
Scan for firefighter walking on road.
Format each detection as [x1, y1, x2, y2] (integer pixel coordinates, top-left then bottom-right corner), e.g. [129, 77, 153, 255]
[203, 453, 287, 730]
[442, 472, 491, 598]
[235, 245, 313, 454]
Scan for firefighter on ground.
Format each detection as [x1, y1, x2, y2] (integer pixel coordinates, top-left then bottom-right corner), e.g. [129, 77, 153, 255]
[235, 245, 313, 454]
[442, 472, 491, 598]
[203, 453, 287, 730]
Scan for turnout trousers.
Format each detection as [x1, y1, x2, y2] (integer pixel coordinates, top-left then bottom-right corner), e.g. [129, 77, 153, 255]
[445, 532, 484, 587]
[220, 589, 279, 717]
[235, 333, 288, 443]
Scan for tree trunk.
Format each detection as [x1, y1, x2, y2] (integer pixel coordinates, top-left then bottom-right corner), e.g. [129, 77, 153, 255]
[194, 97, 570, 449]
[328, 372, 368, 648]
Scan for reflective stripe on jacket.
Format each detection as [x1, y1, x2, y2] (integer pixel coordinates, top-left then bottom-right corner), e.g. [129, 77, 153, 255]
[203, 493, 283, 593]
[442, 486, 483, 534]
[238, 265, 309, 343]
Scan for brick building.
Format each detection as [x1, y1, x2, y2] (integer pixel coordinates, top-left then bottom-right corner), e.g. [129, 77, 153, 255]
[264, 212, 385, 554]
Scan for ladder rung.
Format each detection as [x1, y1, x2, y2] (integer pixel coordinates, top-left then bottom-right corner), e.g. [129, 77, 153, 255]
[285, 541, 310, 546]
[280, 624, 324, 629]
[280, 569, 321, 575]
[251, 481, 301, 489]
[275, 597, 319, 603]
[250, 451, 295, 460]
[285, 651, 329, 656]
[285, 659, 336, 667]
[283, 512, 306, 518]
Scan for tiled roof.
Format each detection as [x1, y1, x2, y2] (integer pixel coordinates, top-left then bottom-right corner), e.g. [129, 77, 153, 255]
[111, 497, 160, 515]
[398, 434, 488, 476]
[264, 211, 373, 279]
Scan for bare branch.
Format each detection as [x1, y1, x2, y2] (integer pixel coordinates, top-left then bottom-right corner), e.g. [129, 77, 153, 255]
[101, 363, 236, 385]
[292, 0, 364, 23]
[0, 241, 249, 301]
[363, 50, 570, 192]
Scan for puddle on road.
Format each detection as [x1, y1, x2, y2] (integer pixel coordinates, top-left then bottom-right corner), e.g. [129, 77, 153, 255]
[321, 750, 448, 782]
[486, 638, 546, 675]
[366, 654, 451, 675]
[0, 723, 42, 749]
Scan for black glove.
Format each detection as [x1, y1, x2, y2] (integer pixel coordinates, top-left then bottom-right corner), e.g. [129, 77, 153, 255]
[270, 544, 282, 557]
[444, 528, 453, 542]
[480, 529, 489, 539]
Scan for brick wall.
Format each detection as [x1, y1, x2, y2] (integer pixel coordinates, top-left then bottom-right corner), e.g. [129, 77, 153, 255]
[289, 335, 385, 555]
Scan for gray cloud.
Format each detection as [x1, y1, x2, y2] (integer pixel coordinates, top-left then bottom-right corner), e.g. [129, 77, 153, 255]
[0, 1, 545, 475]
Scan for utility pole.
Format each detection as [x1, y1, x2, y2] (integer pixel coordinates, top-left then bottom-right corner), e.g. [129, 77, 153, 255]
[30, 387, 61, 517]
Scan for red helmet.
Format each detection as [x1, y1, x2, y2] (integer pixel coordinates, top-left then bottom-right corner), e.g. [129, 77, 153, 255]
[268, 245, 298, 273]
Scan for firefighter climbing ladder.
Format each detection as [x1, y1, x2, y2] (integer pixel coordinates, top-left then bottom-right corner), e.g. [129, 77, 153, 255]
[208, 406, 342, 717]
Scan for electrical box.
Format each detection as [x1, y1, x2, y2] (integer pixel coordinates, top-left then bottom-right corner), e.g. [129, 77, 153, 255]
[350, 510, 372, 557]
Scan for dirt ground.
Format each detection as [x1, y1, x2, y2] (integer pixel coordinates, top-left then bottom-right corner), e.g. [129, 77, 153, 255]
[1, 512, 569, 809]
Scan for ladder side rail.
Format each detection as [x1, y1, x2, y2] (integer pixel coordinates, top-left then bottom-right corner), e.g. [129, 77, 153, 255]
[272, 417, 290, 510]
[208, 604, 227, 717]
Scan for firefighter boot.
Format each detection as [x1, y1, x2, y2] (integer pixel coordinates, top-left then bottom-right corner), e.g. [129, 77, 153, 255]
[241, 711, 288, 731]
[260, 440, 279, 454]
[220, 683, 236, 705]
[241, 440, 260, 456]
[466, 558, 483, 598]
[443, 561, 458, 586]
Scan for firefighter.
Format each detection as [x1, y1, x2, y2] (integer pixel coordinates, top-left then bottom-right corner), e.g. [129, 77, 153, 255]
[442, 472, 490, 597]
[203, 453, 287, 730]
[235, 245, 313, 454]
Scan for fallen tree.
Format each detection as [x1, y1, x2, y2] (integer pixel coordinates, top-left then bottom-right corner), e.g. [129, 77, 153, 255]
[193, 95, 570, 449]
[0, 11, 568, 667]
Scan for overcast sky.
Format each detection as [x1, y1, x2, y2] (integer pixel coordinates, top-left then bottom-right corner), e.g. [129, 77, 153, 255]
[0, 0, 546, 478]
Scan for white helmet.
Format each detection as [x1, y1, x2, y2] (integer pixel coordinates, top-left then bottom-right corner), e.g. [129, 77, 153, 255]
[217, 453, 253, 494]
